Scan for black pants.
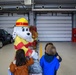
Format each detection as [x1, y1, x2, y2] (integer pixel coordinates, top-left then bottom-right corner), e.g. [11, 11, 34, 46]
[54, 70, 57, 75]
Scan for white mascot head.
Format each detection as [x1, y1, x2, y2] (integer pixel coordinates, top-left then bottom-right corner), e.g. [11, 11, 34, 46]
[13, 17, 33, 42]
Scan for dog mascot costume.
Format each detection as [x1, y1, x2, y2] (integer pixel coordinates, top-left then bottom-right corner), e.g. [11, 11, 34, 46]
[8, 17, 38, 75]
[29, 25, 38, 49]
[13, 17, 38, 57]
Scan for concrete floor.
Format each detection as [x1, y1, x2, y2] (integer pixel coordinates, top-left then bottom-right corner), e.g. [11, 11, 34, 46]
[0, 42, 76, 75]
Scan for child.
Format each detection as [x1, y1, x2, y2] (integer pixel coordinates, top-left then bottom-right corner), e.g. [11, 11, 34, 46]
[45, 42, 62, 62]
[28, 47, 42, 75]
[9, 49, 34, 75]
[40, 43, 60, 75]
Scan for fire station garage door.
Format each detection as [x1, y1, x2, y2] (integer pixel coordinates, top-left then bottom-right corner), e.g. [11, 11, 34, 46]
[0, 13, 28, 34]
[36, 13, 72, 41]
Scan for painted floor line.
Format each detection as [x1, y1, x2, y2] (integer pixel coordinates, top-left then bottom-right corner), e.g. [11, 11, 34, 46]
[39, 43, 43, 58]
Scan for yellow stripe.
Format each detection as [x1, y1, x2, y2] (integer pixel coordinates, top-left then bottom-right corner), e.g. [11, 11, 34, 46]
[39, 43, 43, 58]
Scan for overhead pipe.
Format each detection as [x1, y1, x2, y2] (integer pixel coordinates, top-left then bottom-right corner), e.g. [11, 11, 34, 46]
[32, 8, 76, 12]
[0, 5, 31, 11]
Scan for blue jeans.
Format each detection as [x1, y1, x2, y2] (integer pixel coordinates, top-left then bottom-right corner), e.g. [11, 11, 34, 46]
[8, 69, 13, 75]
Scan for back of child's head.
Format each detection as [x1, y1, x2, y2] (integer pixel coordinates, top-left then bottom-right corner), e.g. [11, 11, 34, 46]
[47, 46, 56, 55]
[45, 42, 53, 50]
[51, 46, 56, 55]
[45, 43, 56, 55]
[16, 49, 27, 66]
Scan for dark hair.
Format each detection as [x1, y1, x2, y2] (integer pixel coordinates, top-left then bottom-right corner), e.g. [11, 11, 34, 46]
[15, 49, 27, 66]
[45, 42, 53, 50]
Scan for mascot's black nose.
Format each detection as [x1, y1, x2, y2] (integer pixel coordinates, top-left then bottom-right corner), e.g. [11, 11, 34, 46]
[27, 33, 30, 35]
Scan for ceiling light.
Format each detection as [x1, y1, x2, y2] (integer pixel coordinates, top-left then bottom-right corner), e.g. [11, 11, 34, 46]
[24, 0, 34, 5]
[16, 6, 19, 10]
[0, 6, 2, 10]
[58, 5, 62, 9]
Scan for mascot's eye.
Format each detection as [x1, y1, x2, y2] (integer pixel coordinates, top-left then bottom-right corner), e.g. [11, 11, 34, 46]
[22, 27, 25, 31]
[26, 28, 28, 31]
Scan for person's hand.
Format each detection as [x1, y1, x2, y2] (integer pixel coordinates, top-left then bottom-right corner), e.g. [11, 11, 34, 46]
[28, 46, 34, 50]
[28, 52, 31, 57]
[56, 56, 59, 60]
[13, 60, 16, 64]
[31, 50, 39, 59]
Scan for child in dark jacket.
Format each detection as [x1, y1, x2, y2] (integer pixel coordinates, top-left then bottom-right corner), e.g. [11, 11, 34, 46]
[40, 43, 61, 75]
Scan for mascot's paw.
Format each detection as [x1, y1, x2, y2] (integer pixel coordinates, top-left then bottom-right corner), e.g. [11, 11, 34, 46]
[25, 49, 38, 59]
[31, 50, 39, 59]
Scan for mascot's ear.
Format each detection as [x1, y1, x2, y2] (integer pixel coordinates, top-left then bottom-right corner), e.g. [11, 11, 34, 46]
[12, 32, 17, 39]
[12, 27, 17, 39]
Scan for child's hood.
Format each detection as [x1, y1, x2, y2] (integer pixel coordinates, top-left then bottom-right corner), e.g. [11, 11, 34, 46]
[44, 53, 55, 63]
